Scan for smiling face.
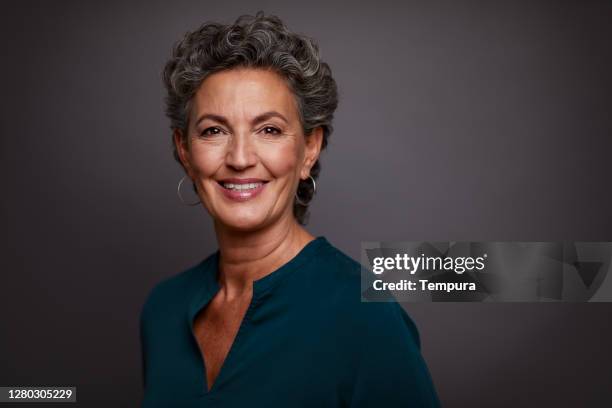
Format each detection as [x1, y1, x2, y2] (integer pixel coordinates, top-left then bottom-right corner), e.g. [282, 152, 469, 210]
[174, 67, 322, 232]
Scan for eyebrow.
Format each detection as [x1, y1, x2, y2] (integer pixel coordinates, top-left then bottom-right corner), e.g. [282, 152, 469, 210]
[194, 111, 289, 128]
[252, 111, 289, 125]
[195, 114, 231, 128]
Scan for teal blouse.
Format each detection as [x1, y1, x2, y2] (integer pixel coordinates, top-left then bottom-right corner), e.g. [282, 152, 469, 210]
[140, 236, 440, 407]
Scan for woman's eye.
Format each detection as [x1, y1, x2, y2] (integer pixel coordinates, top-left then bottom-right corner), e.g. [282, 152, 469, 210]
[201, 127, 222, 136]
[262, 126, 281, 135]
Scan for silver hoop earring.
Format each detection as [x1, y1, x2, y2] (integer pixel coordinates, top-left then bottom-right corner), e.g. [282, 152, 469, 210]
[177, 175, 201, 206]
[295, 175, 316, 206]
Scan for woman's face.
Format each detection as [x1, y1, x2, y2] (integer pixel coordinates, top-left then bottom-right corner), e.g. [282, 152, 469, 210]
[175, 68, 322, 231]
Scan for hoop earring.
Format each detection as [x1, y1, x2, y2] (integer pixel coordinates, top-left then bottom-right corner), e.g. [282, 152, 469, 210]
[295, 175, 316, 206]
[177, 175, 201, 206]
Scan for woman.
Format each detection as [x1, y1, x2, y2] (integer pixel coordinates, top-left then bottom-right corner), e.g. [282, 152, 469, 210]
[140, 12, 440, 407]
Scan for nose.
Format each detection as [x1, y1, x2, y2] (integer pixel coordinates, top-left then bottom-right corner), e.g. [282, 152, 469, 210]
[225, 131, 257, 170]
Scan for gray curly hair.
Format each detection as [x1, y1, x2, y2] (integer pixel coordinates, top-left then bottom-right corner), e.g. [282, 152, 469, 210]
[162, 12, 339, 225]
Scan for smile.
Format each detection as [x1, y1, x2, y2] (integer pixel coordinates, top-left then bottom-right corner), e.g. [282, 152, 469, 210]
[221, 182, 263, 191]
[216, 179, 269, 202]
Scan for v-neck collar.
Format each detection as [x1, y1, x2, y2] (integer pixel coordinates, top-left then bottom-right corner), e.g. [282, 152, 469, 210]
[185, 236, 329, 395]
[190, 236, 328, 308]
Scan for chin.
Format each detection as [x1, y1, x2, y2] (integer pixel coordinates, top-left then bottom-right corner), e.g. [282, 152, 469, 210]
[218, 209, 270, 232]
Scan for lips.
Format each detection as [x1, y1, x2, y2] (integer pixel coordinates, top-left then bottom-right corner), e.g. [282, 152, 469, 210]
[216, 178, 269, 202]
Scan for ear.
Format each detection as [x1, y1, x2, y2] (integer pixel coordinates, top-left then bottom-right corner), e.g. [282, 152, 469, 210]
[301, 127, 324, 179]
[173, 129, 194, 178]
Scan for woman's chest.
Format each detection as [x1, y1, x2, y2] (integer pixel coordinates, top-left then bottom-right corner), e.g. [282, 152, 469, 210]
[192, 295, 252, 390]
[145, 296, 358, 404]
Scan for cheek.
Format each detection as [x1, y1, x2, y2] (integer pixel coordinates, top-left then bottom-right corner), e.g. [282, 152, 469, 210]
[189, 144, 223, 176]
[260, 142, 302, 177]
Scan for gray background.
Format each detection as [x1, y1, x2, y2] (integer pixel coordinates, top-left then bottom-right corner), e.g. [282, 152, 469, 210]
[1, 0, 611, 407]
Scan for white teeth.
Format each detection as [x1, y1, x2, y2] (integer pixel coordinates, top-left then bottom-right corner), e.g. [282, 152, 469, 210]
[222, 182, 263, 191]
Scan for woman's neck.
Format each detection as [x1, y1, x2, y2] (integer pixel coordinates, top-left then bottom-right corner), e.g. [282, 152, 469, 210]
[213, 215, 315, 300]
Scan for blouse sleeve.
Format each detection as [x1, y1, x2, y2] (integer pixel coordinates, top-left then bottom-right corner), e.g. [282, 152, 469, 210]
[139, 281, 161, 392]
[349, 301, 441, 407]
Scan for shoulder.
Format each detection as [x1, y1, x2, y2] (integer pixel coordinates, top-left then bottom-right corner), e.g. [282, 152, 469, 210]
[313, 239, 422, 349]
[139, 253, 215, 322]
[311, 238, 362, 284]
[312, 241, 437, 404]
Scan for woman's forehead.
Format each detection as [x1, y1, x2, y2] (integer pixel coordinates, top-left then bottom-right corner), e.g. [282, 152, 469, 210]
[191, 68, 299, 122]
